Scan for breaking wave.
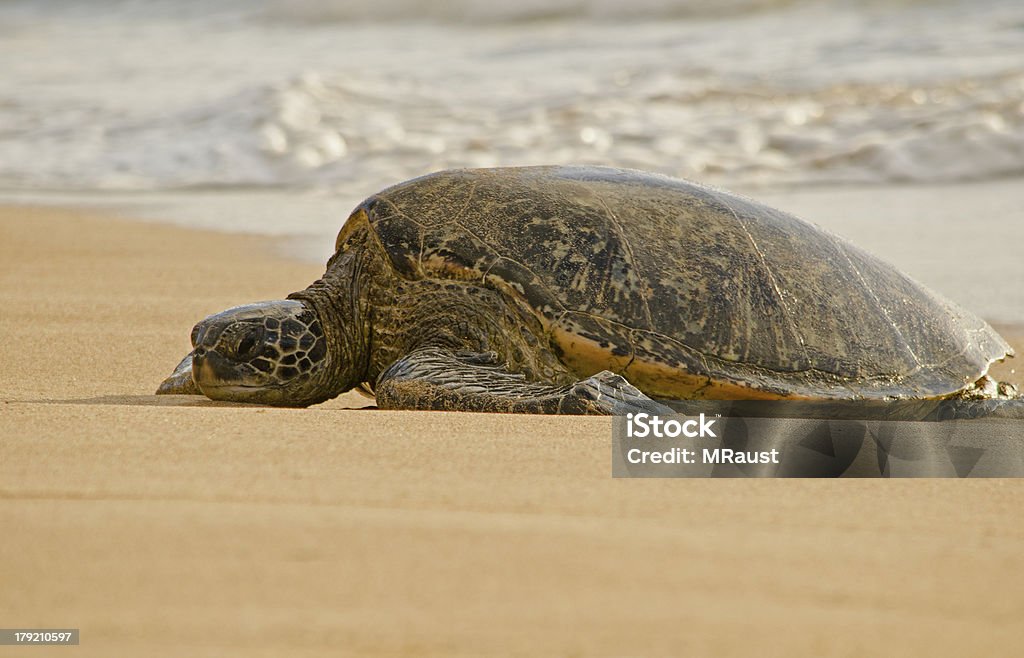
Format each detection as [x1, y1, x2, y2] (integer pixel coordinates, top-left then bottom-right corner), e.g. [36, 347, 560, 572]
[0, 0, 1022, 194]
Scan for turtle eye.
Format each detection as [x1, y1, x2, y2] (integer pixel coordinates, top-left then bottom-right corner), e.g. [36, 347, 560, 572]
[236, 326, 263, 359]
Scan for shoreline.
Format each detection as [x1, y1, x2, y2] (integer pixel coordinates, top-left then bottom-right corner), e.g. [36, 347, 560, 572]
[1, 202, 1022, 656]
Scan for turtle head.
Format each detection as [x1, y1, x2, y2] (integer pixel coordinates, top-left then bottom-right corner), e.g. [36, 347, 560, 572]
[183, 300, 332, 406]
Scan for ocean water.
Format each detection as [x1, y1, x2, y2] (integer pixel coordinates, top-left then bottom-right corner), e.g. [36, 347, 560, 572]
[1, 0, 1023, 202]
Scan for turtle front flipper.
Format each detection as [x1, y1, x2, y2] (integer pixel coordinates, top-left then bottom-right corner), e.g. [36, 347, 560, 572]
[375, 348, 673, 415]
[156, 351, 201, 395]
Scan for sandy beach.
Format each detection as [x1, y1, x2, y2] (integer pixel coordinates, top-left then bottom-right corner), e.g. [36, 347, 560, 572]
[1, 202, 1023, 657]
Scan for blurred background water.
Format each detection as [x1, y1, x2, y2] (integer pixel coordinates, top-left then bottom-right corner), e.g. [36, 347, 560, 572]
[2, 0, 1023, 196]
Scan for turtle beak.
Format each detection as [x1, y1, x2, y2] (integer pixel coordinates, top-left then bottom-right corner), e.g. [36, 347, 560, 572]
[191, 350, 210, 389]
[191, 320, 209, 348]
[191, 347, 222, 390]
[190, 348, 255, 395]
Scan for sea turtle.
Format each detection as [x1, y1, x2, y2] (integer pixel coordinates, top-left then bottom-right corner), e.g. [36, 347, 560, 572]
[158, 166, 1022, 419]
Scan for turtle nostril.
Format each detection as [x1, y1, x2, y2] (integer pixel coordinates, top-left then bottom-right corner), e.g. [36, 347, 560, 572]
[193, 347, 207, 358]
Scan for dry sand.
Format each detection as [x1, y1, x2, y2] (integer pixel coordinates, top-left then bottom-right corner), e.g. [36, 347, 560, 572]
[1, 205, 1023, 657]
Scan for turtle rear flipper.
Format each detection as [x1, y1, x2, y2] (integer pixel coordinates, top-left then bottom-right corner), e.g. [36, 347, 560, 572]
[156, 352, 200, 395]
[927, 397, 1024, 420]
[375, 348, 673, 415]
[667, 396, 1024, 421]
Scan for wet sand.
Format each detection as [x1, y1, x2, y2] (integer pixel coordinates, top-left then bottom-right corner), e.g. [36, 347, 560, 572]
[1, 204, 1023, 657]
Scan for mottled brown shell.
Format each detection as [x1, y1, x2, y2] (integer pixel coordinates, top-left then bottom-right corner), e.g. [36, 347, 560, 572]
[345, 166, 1010, 400]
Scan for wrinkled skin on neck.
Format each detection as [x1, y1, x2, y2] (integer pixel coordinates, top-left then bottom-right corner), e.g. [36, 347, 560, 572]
[283, 232, 374, 401]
